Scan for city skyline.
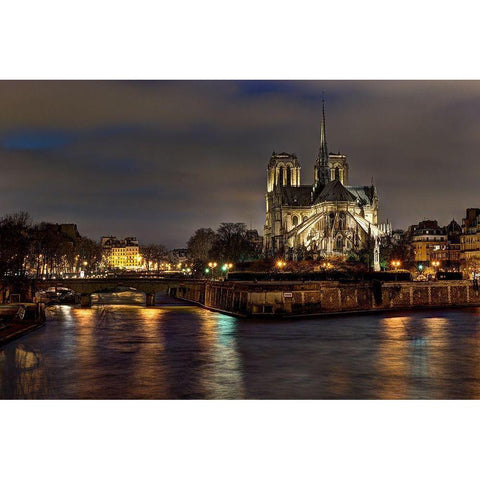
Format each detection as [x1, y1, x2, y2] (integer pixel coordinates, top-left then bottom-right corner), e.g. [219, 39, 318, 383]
[2, 80, 480, 247]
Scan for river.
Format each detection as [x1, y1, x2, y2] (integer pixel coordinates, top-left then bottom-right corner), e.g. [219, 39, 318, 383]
[2, 294, 480, 399]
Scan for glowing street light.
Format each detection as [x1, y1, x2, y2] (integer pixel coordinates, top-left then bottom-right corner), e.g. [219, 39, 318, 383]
[276, 260, 286, 269]
[207, 262, 217, 279]
[391, 260, 401, 269]
[221, 263, 234, 273]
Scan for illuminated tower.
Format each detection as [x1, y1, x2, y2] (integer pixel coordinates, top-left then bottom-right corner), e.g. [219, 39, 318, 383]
[314, 98, 331, 192]
[266, 152, 301, 192]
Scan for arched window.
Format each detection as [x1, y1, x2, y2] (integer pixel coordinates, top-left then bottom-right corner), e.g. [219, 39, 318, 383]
[336, 236, 343, 250]
[303, 215, 308, 223]
[286, 166, 291, 186]
[292, 215, 299, 227]
[339, 212, 346, 230]
[278, 167, 284, 186]
[335, 166, 340, 181]
[329, 212, 335, 228]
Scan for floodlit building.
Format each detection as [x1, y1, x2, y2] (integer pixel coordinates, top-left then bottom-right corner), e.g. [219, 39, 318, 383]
[409, 220, 447, 264]
[101, 236, 143, 270]
[263, 100, 384, 259]
[460, 208, 480, 273]
[430, 220, 461, 270]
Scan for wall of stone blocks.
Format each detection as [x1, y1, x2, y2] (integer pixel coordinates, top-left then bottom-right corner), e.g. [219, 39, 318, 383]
[175, 280, 480, 317]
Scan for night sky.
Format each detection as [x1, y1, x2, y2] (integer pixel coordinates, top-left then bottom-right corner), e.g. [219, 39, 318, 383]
[1, 80, 479, 248]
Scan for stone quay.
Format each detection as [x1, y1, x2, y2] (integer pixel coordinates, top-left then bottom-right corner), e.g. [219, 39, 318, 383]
[171, 280, 480, 318]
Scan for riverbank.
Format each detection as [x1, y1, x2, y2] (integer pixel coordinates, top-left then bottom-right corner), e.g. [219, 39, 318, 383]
[0, 303, 46, 346]
[171, 279, 480, 318]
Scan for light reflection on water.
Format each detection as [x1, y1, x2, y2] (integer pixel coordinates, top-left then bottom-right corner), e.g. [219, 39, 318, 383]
[92, 291, 146, 305]
[3, 300, 480, 399]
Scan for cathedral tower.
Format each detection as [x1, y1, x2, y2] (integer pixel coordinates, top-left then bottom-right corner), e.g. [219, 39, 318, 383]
[266, 152, 301, 192]
[328, 153, 349, 184]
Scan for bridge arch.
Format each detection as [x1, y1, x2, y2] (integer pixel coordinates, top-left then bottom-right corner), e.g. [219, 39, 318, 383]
[34, 277, 187, 307]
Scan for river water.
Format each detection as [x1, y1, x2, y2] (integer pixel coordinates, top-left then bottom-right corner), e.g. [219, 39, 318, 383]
[2, 295, 480, 399]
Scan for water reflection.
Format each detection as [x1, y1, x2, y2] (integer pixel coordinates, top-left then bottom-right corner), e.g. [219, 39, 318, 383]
[3, 302, 480, 398]
[376, 316, 410, 399]
[0, 344, 56, 399]
[198, 313, 244, 399]
[92, 291, 146, 305]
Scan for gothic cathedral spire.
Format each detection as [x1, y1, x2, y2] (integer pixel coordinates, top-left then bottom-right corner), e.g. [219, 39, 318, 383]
[319, 96, 328, 167]
[314, 96, 331, 191]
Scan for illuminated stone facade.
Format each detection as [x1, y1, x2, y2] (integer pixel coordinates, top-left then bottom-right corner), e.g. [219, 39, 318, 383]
[263, 102, 383, 258]
[101, 236, 143, 270]
[461, 209, 480, 274]
[409, 220, 448, 263]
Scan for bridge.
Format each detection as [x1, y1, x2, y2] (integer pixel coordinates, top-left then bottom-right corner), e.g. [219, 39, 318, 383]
[33, 276, 199, 306]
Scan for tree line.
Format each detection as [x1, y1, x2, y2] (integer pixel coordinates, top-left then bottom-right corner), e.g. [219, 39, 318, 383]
[0, 211, 174, 279]
[186, 222, 262, 273]
[0, 212, 102, 278]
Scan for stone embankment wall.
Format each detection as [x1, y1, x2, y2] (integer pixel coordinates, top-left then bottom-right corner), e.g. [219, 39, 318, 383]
[172, 280, 480, 317]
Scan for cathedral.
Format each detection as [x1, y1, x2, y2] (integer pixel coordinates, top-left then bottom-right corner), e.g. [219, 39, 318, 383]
[263, 101, 386, 259]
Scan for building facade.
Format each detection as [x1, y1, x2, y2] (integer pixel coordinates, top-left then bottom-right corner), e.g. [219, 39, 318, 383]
[263, 101, 384, 259]
[101, 236, 143, 270]
[409, 220, 448, 264]
[429, 220, 461, 270]
[460, 208, 480, 275]
[407, 219, 461, 271]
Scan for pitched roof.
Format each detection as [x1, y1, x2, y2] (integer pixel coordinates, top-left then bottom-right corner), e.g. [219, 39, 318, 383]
[279, 186, 313, 206]
[446, 219, 461, 233]
[346, 185, 375, 206]
[315, 179, 356, 203]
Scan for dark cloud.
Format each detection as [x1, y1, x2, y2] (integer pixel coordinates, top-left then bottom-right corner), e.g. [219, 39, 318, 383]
[0, 80, 479, 247]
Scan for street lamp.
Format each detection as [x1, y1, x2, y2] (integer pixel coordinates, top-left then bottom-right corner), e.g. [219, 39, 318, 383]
[391, 260, 401, 269]
[276, 260, 286, 269]
[432, 260, 440, 278]
[221, 263, 233, 274]
[208, 261, 217, 279]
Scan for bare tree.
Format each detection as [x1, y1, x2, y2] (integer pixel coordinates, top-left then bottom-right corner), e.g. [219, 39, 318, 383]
[187, 228, 216, 263]
[210, 223, 258, 263]
[0, 212, 32, 277]
[140, 244, 168, 271]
